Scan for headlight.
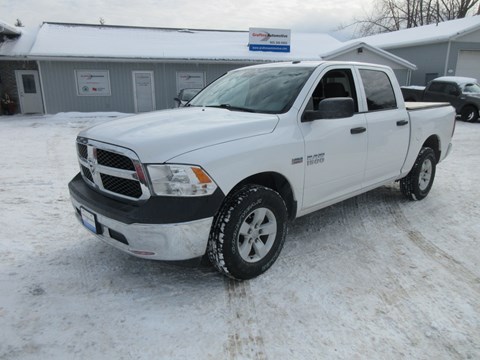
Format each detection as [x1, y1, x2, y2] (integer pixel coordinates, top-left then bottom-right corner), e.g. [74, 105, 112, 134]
[147, 164, 218, 196]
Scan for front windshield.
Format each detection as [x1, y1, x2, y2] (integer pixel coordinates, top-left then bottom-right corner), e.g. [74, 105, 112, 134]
[463, 83, 480, 94]
[188, 66, 315, 114]
[182, 89, 201, 101]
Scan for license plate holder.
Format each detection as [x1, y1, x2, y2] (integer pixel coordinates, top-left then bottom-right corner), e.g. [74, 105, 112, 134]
[80, 207, 99, 234]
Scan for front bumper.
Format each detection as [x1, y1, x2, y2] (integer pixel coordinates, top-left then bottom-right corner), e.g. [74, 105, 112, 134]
[69, 173, 224, 260]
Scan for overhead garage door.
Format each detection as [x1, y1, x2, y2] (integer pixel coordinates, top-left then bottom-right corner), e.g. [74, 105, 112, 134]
[456, 50, 480, 81]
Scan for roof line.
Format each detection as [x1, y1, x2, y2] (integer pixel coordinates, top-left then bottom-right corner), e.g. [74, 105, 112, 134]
[321, 41, 417, 70]
[42, 21, 249, 33]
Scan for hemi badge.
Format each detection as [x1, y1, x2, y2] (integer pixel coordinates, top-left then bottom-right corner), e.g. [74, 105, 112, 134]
[292, 157, 303, 165]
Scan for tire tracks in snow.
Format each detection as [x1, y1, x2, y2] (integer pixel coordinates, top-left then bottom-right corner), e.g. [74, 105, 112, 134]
[383, 193, 480, 295]
[361, 188, 472, 359]
[224, 278, 267, 360]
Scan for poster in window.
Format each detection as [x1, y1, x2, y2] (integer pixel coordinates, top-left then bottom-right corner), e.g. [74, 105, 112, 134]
[75, 70, 111, 96]
[176, 72, 205, 94]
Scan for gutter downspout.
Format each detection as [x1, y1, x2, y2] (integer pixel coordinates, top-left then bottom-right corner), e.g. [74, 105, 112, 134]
[407, 69, 412, 86]
[443, 40, 452, 76]
[37, 60, 48, 114]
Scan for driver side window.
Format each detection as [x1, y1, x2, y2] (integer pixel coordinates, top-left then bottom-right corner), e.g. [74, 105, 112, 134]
[307, 69, 358, 112]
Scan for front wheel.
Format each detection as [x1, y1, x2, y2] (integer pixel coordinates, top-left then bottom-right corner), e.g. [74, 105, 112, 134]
[460, 105, 479, 122]
[207, 185, 288, 280]
[400, 147, 436, 201]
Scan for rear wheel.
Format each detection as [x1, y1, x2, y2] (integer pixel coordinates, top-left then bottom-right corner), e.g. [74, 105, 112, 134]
[207, 185, 288, 280]
[460, 105, 479, 122]
[400, 147, 436, 201]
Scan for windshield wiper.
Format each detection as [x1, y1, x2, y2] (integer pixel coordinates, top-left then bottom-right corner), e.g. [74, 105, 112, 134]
[205, 104, 257, 113]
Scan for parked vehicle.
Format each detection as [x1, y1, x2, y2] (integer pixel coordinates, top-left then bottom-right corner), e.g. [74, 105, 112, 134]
[69, 61, 455, 280]
[174, 88, 201, 107]
[402, 76, 480, 122]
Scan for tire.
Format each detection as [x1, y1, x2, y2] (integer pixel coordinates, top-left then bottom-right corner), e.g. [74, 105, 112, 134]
[400, 147, 436, 201]
[207, 185, 288, 280]
[460, 105, 479, 122]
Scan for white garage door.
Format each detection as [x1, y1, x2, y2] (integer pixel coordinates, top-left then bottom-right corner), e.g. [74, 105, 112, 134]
[456, 50, 480, 81]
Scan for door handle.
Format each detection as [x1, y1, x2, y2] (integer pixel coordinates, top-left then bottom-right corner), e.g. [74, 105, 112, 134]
[350, 127, 366, 134]
[397, 120, 409, 126]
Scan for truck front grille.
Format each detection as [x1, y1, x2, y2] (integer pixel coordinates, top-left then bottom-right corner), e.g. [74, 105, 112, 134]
[97, 149, 135, 170]
[100, 174, 143, 198]
[76, 138, 150, 201]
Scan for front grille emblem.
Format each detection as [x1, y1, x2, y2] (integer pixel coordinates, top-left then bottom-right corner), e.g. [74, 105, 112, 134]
[87, 157, 97, 176]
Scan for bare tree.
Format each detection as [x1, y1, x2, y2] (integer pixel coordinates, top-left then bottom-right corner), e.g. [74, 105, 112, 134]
[99, 17, 106, 25]
[350, 0, 479, 36]
[14, 19, 24, 27]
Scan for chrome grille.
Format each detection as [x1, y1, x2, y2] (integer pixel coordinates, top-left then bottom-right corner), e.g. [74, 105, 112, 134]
[81, 164, 94, 183]
[100, 174, 142, 198]
[76, 137, 150, 201]
[97, 149, 135, 170]
[77, 143, 88, 159]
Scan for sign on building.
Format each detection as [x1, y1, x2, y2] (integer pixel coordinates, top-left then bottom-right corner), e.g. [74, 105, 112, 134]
[249, 28, 291, 53]
[75, 70, 111, 96]
[176, 72, 206, 94]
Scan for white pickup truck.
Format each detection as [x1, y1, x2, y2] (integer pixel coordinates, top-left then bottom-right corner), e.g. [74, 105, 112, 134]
[69, 61, 455, 280]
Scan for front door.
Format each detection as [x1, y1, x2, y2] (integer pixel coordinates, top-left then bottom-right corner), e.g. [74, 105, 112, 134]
[15, 70, 44, 114]
[300, 67, 368, 210]
[132, 71, 155, 113]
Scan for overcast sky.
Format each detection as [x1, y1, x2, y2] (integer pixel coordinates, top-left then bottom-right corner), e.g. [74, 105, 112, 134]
[3, 0, 375, 39]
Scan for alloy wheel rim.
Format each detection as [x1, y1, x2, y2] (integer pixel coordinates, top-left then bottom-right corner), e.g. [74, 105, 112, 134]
[419, 158, 432, 191]
[237, 207, 277, 263]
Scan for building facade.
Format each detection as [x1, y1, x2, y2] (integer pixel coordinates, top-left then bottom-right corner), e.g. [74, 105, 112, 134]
[358, 16, 480, 85]
[1, 21, 417, 115]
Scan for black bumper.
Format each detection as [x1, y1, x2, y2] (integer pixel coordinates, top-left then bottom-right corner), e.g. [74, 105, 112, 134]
[68, 173, 225, 225]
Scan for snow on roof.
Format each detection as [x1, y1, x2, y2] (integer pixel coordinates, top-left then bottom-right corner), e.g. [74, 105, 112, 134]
[29, 22, 342, 62]
[0, 23, 39, 57]
[353, 16, 480, 49]
[433, 76, 478, 84]
[321, 41, 417, 70]
[0, 20, 22, 35]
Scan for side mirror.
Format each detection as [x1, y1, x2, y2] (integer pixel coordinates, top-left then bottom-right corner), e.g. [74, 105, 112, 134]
[302, 97, 355, 122]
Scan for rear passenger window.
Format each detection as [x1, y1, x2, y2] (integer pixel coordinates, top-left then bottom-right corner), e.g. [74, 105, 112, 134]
[359, 69, 397, 111]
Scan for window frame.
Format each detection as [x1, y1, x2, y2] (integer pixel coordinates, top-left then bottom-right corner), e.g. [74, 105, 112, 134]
[357, 68, 398, 112]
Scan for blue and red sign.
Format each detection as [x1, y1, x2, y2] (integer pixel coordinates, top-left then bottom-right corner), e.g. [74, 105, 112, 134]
[248, 28, 291, 53]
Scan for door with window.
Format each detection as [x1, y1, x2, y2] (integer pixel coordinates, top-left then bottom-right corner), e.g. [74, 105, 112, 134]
[300, 67, 368, 210]
[15, 70, 44, 114]
[358, 68, 410, 187]
[132, 71, 156, 113]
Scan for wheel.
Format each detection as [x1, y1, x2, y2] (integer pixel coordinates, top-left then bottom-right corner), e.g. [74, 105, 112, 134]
[207, 185, 288, 280]
[460, 105, 479, 122]
[400, 147, 436, 201]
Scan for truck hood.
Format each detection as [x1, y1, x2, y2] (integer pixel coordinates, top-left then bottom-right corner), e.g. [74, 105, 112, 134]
[79, 107, 279, 163]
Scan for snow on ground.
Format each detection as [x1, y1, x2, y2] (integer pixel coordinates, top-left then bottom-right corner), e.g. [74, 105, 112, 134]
[0, 113, 479, 359]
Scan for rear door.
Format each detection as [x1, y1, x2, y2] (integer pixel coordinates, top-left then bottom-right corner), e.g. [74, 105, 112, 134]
[15, 70, 44, 114]
[357, 67, 410, 187]
[132, 71, 156, 113]
[299, 66, 367, 210]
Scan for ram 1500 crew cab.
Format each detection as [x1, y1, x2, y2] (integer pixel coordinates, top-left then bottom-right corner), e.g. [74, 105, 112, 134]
[69, 61, 455, 280]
